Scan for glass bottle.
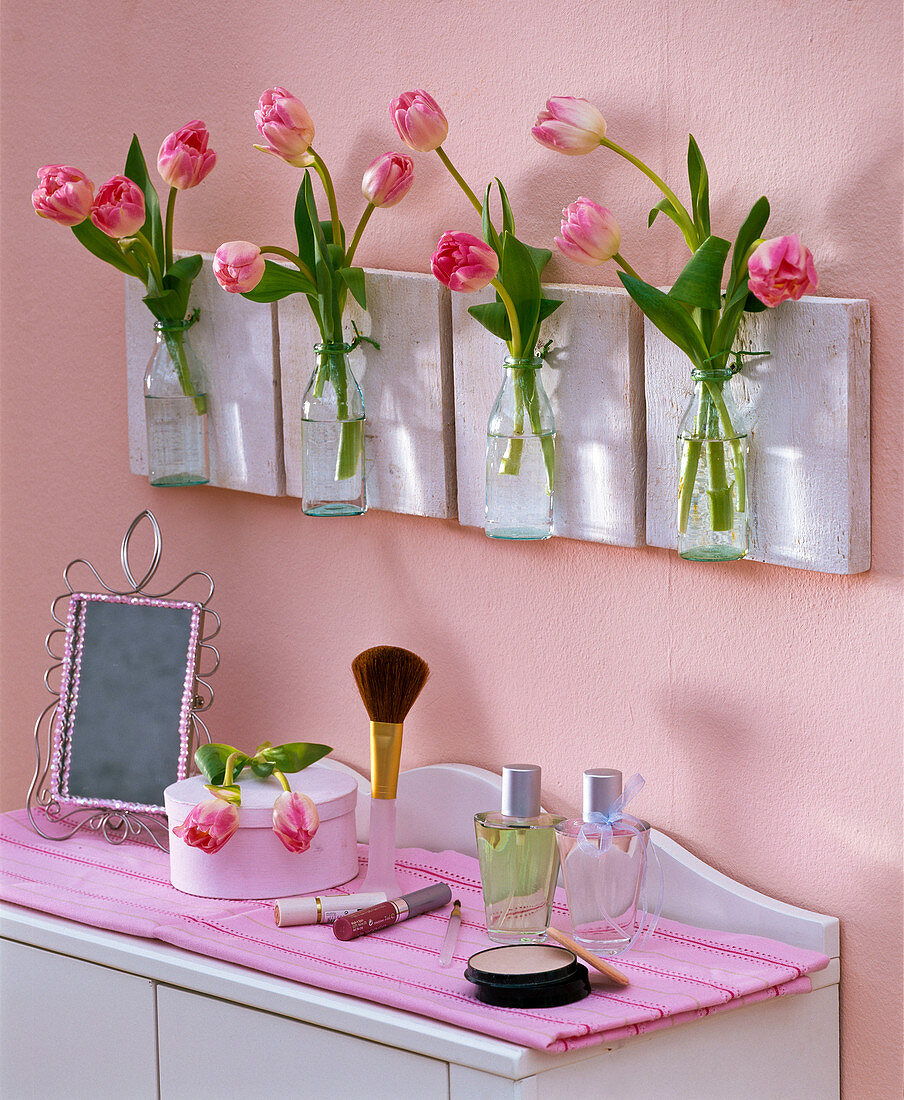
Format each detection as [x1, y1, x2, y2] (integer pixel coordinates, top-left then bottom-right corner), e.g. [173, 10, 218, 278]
[474, 764, 562, 944]
[301, 342, 366, 516]
[144, 317, 209, 487]
[677, 367, 748, 561]
[486, 356, 555, 540]
[555, 770, 651, 955]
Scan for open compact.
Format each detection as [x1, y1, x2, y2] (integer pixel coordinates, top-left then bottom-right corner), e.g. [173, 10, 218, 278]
[465, 944, 591, 1008]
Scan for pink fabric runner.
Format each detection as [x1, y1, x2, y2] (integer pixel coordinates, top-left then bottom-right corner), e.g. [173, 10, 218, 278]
[0, 810, 829, 1053]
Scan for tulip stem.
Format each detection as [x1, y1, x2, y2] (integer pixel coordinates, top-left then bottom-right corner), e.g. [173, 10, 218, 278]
[273, 769, 291, 792]
[435, 146, 484, 216]
[164, 187, 177, 272]
[121, 232, 164, 291]
[491, 279, 523, 358]
[260, 245, 317, 286]
[599, 137, 698, 248]
[223, 752, 240, 787]
[309, 149, 343, 248]
[614, 252, 642, 281]
[345, 203, 375, 267]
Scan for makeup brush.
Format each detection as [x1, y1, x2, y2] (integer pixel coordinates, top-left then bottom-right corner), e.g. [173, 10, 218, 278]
[353, 645, 430, 897]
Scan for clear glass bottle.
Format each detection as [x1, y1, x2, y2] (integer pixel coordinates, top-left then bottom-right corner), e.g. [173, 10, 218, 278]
[474, 764, 562, 944]
[555, 770, 650, 954]
[144, 317, 209, 487]
[677, 367, 748, 561]
[486, 356, 555, 540]
[301, 342, 366, 516]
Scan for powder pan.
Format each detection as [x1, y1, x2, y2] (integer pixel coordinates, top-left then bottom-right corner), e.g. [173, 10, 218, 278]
[465, 944, 591, 1008]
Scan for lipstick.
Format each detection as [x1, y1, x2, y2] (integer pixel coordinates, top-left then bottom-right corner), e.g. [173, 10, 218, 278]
[333, 883, 452, 941]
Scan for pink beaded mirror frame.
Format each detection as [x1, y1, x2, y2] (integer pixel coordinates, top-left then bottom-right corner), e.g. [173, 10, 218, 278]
[27, 511, 219, 850]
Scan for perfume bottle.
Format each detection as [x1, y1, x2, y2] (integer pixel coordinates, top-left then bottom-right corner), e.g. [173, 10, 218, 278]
[555, 769, 652, 954]
[474, 764, 562, 944]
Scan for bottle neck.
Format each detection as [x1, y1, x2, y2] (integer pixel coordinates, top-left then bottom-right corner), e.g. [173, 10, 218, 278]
[315, 341, 352, 365]
[504, 355, 542, 371]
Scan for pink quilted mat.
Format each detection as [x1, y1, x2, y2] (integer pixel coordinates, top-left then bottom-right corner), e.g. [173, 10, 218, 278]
[0, 810, 829, 1052]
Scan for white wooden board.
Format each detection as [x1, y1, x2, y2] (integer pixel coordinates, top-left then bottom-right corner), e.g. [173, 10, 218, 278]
[451, 283, 646, 545]
[279, 269, 456, 518]
[645, 296, 870, 573]
[126, 254, 285, 495]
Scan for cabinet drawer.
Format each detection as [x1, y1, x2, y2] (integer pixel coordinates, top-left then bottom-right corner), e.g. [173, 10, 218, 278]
[0, 939, 158, 1100]
[157, 985, 450, 1099]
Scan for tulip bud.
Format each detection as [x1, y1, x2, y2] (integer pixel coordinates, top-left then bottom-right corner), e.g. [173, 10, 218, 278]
[254, 87, 316, 167]
[361, 152, 414, 208]
[173, 797, 240, 854]
[213, 241, 266, 293]
[272, 791, 320, 853]
[747, 234, 819, 307]
[90, 175, 146, 238]
[32, 165, 95, 227]
[532, 97, 607, 156]
[157, 120, 217, 190]
[390, 89, 449, 152]
[431, 231, 499, 292]
[555, 197, 621, 265]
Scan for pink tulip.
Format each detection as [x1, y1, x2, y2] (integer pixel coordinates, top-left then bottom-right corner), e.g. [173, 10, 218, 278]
[254, 87, 316, 167]
[555, 197, 621, 265]
[32, 165, 95, 227]
[390, 89, 448, 153]
[213, 241, 266, 293]
[90, 175, 145, 238]
[361, 152, 414, 208]
[157, 120, 217, 190]
[272, 791, 320, 853]
[173, 797, 239, 854]
[532, 97, 607, 156]
[431, 231, 499, 292]
[747, 235, 819, 307]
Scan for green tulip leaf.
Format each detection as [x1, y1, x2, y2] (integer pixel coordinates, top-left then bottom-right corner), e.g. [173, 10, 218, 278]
[71, 220, 141, 278]
[538, 296, 563, 323]
[124, 135, 164, 271]
[320, 218, 345, 250]
[495, 178, 515, 237]
[468, 300, 511, 341]
[481, 183, 502, 254]
[648, 198, 686, 233]
[729, 196, 770, 293]
[744, 290, 768, 313]
[524, 243, 553, 278]
[195, 744, 251, 785]
[165, 254, 203, 285]
[142, 289, 184, 320]
[250, 760, 276, 778]
[241, 260, 316, 303]
[260, 742, 333, 773]
[619, 271, 708, 366]
[668, 235, 731, 310]
[686, 135, 711, 239]
[338, 266, 367, 310]
[294, 175, 317, 275]
[499, 232, 542, 356]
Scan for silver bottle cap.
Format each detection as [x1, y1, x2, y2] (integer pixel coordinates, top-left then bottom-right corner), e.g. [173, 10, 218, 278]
[501, 764, 541, 819]
[583, 769, 622, 819]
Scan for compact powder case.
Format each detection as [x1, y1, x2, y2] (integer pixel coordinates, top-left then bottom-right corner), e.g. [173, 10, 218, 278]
[465, 944, 591, 1008]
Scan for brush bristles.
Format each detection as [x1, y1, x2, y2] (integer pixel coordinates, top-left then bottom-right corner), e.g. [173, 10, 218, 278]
[352, 645, 430, 723]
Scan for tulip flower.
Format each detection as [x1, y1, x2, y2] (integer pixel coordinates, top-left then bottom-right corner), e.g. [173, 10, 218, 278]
[272, 790, 320, 853]
[747, 234, 819, 307]
[157, 120, 217, 190]
[555, 197, 621, 265]
[213, 241, 266, 293]
[532, 97, 607, 156]
[431, 231, 500, 292]
[90, 175, 146, 238]
[254, 87, 316, 167]
[32, 165, 95, 227]
[361, 152, 414, 208]
[390, 89, 449, 153]
[173, 797, 239, 854]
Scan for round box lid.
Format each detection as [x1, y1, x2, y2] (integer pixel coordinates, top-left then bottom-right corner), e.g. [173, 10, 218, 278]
[164, 764, 357, 828]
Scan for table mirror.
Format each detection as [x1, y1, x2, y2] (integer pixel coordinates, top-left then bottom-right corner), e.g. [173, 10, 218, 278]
[27, 511, 219, 849]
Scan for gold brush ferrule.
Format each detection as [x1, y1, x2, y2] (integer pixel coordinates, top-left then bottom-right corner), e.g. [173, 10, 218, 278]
[370, 721, 404, 799]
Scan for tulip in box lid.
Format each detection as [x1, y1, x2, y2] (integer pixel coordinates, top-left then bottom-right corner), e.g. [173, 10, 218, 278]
[165, 765, 358, 900]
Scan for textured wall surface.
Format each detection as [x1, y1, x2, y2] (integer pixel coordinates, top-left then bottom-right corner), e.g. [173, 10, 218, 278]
[1, 1, 901, 1095]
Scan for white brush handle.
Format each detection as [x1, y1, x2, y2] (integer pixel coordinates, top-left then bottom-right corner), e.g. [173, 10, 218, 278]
[361, 798, 404, 898]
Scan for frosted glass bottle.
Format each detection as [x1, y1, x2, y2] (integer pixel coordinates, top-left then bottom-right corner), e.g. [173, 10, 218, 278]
[144, 318, 209, 487]
[474, 764, 562, 943]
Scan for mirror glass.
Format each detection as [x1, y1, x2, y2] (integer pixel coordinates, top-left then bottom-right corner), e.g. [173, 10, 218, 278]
[53, 594, 201, 812]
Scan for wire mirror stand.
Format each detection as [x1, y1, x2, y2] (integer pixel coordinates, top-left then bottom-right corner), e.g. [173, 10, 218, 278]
[26, 510, 219, 851]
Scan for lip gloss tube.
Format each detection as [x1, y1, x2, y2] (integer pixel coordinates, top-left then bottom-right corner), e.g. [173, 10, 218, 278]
[275, 892, 387, 927]
[333, 883, 452, 941]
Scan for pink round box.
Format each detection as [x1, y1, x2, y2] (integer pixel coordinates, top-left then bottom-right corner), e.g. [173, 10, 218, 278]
[164, 765, 359, 900]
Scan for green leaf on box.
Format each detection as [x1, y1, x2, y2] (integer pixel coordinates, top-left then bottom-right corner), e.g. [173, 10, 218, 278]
[195, 744, 252, 785]
[260, 742, 333, 773]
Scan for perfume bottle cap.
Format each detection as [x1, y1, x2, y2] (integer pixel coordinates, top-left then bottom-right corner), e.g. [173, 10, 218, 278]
[583, 769, 622, 819]
[502, 764, 541, 819]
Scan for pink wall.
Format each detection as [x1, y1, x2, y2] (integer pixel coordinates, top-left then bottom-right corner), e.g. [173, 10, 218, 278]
[2, 1, 901, 1094]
